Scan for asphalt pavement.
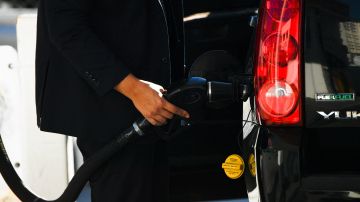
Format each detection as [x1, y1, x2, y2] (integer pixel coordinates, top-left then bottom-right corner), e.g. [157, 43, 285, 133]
[76, 184, 249, 202]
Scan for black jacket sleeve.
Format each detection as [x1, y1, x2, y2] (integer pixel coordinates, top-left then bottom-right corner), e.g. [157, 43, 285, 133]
[44, 0, 130, 96]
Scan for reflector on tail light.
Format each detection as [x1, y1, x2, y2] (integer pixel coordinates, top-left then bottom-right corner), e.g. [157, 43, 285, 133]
[258, 81, 298, 117]
[255, 0, 302, 125]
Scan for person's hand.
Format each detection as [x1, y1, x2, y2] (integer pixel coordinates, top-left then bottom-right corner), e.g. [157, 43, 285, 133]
[115, 74, 190, 126]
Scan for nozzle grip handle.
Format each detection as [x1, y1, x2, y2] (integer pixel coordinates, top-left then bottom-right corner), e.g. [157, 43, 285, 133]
[133, 118, 151, 136]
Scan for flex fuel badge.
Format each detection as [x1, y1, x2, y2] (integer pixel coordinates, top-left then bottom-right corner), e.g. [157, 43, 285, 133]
[315, 93, 355, 101]
[222, 154, 244, 179]
[248, 154, 256, 177]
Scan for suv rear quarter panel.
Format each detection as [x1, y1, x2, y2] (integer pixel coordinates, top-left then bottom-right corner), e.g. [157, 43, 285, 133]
[304, 0, 360, 127]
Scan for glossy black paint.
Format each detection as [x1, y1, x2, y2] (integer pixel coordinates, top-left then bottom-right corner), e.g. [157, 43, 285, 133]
[243, 124, 360, 202]
[304, 0, 360, 127]
[168, 1, 258, 201]
[243, 125, 304, 202]
[243, 0, 360, 201]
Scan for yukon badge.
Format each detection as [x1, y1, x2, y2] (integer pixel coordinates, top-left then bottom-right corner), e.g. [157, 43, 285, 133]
[317, 111, 360, 119]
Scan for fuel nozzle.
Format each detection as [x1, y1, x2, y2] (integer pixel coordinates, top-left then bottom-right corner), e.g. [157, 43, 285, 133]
[165, 76, 252, 120]
[207, 74, 253, 105]
[137, 76, 253, 139]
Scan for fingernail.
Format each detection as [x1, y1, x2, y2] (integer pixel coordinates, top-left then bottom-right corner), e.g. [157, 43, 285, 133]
[186, 114, 190, 119]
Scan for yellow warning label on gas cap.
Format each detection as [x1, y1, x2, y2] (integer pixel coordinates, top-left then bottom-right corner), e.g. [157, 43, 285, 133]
[222, 154, 245, 179]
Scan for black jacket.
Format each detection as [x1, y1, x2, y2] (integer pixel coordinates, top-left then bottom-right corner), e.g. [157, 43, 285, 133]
[35, 0, 184, 139]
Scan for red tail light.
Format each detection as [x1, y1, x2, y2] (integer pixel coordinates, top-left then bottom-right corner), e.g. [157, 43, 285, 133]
[255, 0, 302, 125]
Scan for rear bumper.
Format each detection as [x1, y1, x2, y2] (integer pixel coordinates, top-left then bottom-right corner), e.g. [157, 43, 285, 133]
[243, 124, 360, 202]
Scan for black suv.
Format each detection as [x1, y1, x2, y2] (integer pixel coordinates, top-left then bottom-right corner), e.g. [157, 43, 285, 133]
[174, 0, 360, 202]
[242, 0, 360, 202]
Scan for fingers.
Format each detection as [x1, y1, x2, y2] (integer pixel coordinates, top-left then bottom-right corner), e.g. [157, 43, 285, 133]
[146, 115, 167, 126]
[163, 100, 190, 119]
[140, 96, 189, 127]
[145, 107, 176, 126]
[153, 115, 167, 125]
[159, 109, 174, 119]
[146, 118, 159, 126]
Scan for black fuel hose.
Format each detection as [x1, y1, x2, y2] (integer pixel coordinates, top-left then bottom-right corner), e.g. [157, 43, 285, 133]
[0, 77, 208, 202]
[0, 119, 150, 202]
[0, 77, 244, 202]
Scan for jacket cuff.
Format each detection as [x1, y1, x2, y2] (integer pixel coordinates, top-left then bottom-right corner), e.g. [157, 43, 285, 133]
[82, 62, 130, 96]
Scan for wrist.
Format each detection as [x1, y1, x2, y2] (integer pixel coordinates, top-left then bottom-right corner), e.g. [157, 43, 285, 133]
[114, 74, 142, 100]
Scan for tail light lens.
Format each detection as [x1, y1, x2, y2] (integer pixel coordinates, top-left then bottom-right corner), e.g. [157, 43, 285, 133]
[255, 0, 302, 125]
